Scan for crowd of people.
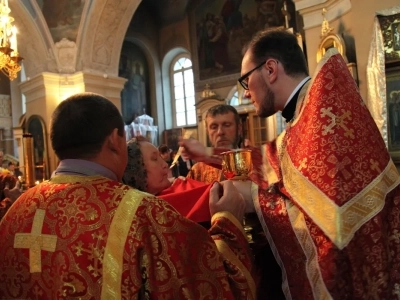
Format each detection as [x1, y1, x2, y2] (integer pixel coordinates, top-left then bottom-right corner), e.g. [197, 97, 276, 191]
[0, 28, 399, 299]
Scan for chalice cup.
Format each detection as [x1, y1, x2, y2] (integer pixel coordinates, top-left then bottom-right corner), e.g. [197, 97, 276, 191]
[221, 149, 254, 243]
[220, 149, 252, 181]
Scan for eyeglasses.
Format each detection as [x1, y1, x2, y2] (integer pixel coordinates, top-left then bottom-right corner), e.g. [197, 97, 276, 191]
[238, 61, 265, 90]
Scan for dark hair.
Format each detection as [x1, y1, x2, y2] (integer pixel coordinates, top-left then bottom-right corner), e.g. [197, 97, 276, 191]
[158, 144, 170, 154]
[205, 104, 240, 126]
[50, 93, 125, 160]
[8, 162, 14, 167]
[122, 138, 148, 192]
[243, 28, 309, 77]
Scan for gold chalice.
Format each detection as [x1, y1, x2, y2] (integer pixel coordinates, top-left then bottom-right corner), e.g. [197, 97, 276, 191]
[220, 149, 252, 181]
[221, 149, 254, 243]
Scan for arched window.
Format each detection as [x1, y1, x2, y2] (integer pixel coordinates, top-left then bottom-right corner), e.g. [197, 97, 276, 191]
[171, 56, 196, 127]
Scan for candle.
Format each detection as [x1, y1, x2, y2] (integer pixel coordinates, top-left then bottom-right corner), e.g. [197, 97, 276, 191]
[11, 25, 17, 52]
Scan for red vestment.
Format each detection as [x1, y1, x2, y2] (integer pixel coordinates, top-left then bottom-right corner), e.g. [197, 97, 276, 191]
[250, 49, 400, 299]
[0, 175, 255, 299]
[187, 162, 224, 184]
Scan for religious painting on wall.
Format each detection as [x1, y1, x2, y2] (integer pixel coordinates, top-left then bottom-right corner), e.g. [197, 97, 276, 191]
[119, 42, 150, 125]
[190, 0, 294, 86]
[378, 13, 400, 65]
[386, 68, 400, 162]
[35, 0, 86, 43]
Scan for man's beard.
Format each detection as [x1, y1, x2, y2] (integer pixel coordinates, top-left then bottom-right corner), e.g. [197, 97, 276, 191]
[257, 86, 276, 118]
[214, 128, 241, 149]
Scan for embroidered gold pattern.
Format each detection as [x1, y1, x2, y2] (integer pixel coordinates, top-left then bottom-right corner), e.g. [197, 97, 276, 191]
[214, 239, 256, 299]
[283, 148, 400, 250]
[286, 201, 332, 300]
[101, 189, 143, 300]
[1, 175, 254, 299]
[73, 230, 106, 277]
[320, 107, 354, 138]
[14, 209, 58, 273]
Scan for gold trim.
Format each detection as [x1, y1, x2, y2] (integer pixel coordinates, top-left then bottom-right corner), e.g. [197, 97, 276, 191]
[252, 186, 292, 299]
[211, 211, 247, 238]
[101, 189, 143, 300]
[50, 175, 106, 184]
[213, 239, 256, 300]
[282, 153, 400, 250]
[286, 202, 332, 299]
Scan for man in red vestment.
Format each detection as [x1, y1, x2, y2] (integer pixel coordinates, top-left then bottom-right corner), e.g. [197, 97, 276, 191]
[0, 93, 255, 299]
[239, 28, 400, 299]
[182, 28, 400, 299]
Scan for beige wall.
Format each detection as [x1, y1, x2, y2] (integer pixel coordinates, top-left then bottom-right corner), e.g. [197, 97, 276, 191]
[159, 16, 192, 57]
[303, 1, 399, 101]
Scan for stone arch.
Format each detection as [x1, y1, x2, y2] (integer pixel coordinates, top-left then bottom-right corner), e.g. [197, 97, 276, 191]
[10, 0, 54, 78]
[79, 0, 142, 76]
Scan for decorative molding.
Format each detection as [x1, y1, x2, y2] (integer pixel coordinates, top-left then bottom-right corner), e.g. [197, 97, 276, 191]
[80, 0, 142, 76]
[54, 39, 77, 73]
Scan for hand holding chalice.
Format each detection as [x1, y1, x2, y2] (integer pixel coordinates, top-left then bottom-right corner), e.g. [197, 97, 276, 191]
[221, 149, 254, 243]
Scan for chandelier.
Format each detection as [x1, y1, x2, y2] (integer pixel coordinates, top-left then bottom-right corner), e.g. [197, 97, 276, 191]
[0, 0, 22, 81]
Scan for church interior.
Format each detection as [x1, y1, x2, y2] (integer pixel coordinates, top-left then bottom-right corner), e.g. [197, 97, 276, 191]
[0, 0, 399, 183]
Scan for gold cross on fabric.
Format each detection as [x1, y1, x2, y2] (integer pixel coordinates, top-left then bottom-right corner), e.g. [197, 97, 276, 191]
[14, 209, 58, 273]
[320, 107, 354, 138]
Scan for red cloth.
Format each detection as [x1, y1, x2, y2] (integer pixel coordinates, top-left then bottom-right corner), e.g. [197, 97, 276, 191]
[159, 178, 212, 223]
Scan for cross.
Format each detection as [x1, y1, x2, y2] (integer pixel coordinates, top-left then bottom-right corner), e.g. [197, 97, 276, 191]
[327, 155, 352, 180]
[320, 107, 354, 138]
[298, 157, 307, 171]
[370, 159, 381, 173]
[72, 230, 106, 277]
[14, 209, 58, 273]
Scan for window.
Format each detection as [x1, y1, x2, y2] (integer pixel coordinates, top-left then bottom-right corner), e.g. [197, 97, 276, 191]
[227, 87, 251, 106]
[171, 57, 196, 127]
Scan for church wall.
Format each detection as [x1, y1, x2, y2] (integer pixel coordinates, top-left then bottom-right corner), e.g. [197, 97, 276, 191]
[159, 17, 191, 59]
[303, 0, 399, 101]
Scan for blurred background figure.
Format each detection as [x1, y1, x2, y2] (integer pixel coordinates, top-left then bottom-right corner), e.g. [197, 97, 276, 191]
[158, 144, 179, 179]
[0, 173, 19, 220]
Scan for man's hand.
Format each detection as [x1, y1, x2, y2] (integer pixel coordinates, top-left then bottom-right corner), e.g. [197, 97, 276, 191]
[209, 181, 245, 222]
[179, 138, 208, 162]
[3, 186, 22, 202]
[230, 180, 255, 213]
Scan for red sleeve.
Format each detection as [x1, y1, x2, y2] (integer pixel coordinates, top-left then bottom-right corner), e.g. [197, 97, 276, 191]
[129, 196, 256, 299]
